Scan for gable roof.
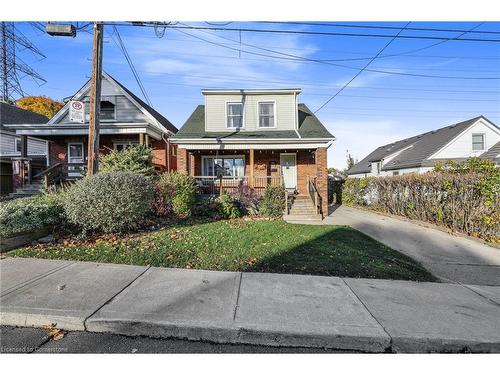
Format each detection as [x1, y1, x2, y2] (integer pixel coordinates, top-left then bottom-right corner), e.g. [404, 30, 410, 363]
[347, 116, 497, 175]
[0, 102, 48, 130]
[173, 103, 334, 140]
[47, 72, 177, 135]
[108, 73, 177, 134]
[481, 140, 500, 161]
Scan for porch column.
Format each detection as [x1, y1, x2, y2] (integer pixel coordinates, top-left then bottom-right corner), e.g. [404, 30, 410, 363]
[177, 147, 188, 174]
[144, 134, 150, 147]
[249, 148, 254, 188]
[139, 133, 145, 145]
[316, 147, 328, 216]
[20, 135, 28, 158]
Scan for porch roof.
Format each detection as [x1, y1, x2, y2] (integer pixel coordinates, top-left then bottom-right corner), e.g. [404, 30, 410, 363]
[172, 103, 334, 141]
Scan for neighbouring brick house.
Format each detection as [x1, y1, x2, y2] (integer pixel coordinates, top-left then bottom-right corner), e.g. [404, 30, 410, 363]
[5, 72, 177, 188]
[171, 89, 335, 218]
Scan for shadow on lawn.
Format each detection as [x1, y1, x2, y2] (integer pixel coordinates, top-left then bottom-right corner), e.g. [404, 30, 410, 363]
[243, 225, 437, 282]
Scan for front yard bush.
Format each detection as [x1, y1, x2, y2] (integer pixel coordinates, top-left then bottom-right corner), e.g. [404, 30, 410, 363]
[230, 185, 260, 215]
[155, 172, 198, 217]
[62, 172, 154, 234]
[99, 144, 155, 180]
[258, 184, 286, 217]
[342, 160, 499, 242]
[216, 194, 241, 219]
[0, 194, 64, 238]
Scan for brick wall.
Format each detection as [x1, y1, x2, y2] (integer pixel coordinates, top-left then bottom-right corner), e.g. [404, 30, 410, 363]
[315, 147, 328, 216]
[177, 147, 188, 173]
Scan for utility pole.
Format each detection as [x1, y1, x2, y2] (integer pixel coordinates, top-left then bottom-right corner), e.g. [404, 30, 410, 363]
[87, 22, 104, 176]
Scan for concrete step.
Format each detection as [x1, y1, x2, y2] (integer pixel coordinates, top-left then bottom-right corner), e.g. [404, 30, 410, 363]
[283, 214, 323, 221]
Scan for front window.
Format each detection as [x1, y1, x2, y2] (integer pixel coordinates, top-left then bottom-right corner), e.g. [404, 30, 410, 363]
[472, 134, 485, 151]
[227, 102, 243, 128]
[258, 102, 275, 128]
[203, 156, 245, 177]
[15, 138, 22, 153]
[100, 100, 116, 120]
[114, 141, 138, 152]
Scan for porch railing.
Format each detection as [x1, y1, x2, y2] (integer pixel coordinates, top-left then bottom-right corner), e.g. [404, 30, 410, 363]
[193, 175, 282, 196]
[34, 162, 87, 189]
[307, 175, 322, 216]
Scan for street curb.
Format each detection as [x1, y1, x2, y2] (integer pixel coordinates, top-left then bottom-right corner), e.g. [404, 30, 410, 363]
[84, 318, 391, 353]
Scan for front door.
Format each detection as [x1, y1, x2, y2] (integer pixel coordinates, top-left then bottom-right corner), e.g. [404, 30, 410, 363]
[67, 143, 84, 178]
[280, 153, 297, 192]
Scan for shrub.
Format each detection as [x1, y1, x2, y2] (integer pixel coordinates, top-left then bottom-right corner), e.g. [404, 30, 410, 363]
[0, 194, 64, 238]
[192, 196, 222, 219]
[216, 194, 241, 219]
[155, 172, 198, 217]
[342, 167, 499, 242]
[258, 184, 286, 217]
[62, 172, 154, 234]
[230, 185, 260, 215]
[99, 145, 155, 179]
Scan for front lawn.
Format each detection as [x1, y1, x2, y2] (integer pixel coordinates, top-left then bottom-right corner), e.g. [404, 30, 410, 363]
[8, 219, 436, 281]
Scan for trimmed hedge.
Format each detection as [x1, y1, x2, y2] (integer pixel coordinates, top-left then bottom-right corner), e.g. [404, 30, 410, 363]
[342, 171, 499, 242]
[0, 194, 64, 238]
[62, 172, 154, 234]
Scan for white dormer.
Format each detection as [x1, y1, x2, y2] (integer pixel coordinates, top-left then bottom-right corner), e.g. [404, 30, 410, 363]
[202, 88, 301, 132]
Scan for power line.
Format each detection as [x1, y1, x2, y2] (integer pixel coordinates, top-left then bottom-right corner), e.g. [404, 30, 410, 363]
[109, 22, 500, 43]
[258, 21, 500, 35]
[314, 22, 412, 114]
[110, 25, 152, 106]
[169, 26, 500, 80]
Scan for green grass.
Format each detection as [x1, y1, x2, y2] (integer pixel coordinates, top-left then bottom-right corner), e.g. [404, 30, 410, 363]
[8, 219, 436, 281]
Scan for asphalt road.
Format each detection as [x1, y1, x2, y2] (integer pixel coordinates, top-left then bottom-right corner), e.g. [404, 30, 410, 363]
[0, 326, 349, 354]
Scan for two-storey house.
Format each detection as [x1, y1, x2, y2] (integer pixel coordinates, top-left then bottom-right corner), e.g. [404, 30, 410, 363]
[347, 116, 500, 178]
[5, 72, 178, 191]
[171, 89, 335, 217]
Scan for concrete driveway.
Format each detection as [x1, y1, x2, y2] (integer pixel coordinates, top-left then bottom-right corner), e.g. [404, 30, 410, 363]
[324, 205, 500, 286]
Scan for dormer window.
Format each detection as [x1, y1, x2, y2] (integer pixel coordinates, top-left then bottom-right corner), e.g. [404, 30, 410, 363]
[472, 133, 485, 151]
[227, 102, 243, 129]
[258, 101, 275, 128]
[100, 100, 116, 120]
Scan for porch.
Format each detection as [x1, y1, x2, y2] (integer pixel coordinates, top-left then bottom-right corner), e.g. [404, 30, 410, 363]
[178, 147, 329, 216]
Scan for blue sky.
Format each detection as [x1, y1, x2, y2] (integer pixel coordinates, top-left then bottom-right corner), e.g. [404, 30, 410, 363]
[14, 21, 500, 169]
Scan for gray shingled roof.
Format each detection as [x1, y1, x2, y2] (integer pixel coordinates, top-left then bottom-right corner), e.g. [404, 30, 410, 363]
[480, 140, 500, 162]
[0, 102, 48, 130]
[173, 103, 333, 140]
[347, 116, 497, 175]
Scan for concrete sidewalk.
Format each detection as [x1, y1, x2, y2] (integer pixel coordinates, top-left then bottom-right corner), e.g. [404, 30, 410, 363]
[1, 257, 500, 353]
[324, 205, 500, 286]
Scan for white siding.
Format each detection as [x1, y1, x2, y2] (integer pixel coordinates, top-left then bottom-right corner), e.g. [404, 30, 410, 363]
[0, 131, 47, 156]
[204, 93, 296, 132]
[430, 119, 500, 160]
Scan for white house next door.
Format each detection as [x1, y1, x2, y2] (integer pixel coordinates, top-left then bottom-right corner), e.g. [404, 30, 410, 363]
[280, 153, 297, 192]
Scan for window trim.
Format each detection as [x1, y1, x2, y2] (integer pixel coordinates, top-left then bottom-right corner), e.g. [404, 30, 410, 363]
[257, 100, 277, 129]
[225, 101, 244, 129]
[15, 138, 22, 153]
[100, 97, 117, 122]
[472, 133, 485, 151]
[201, 155, 246, 177]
